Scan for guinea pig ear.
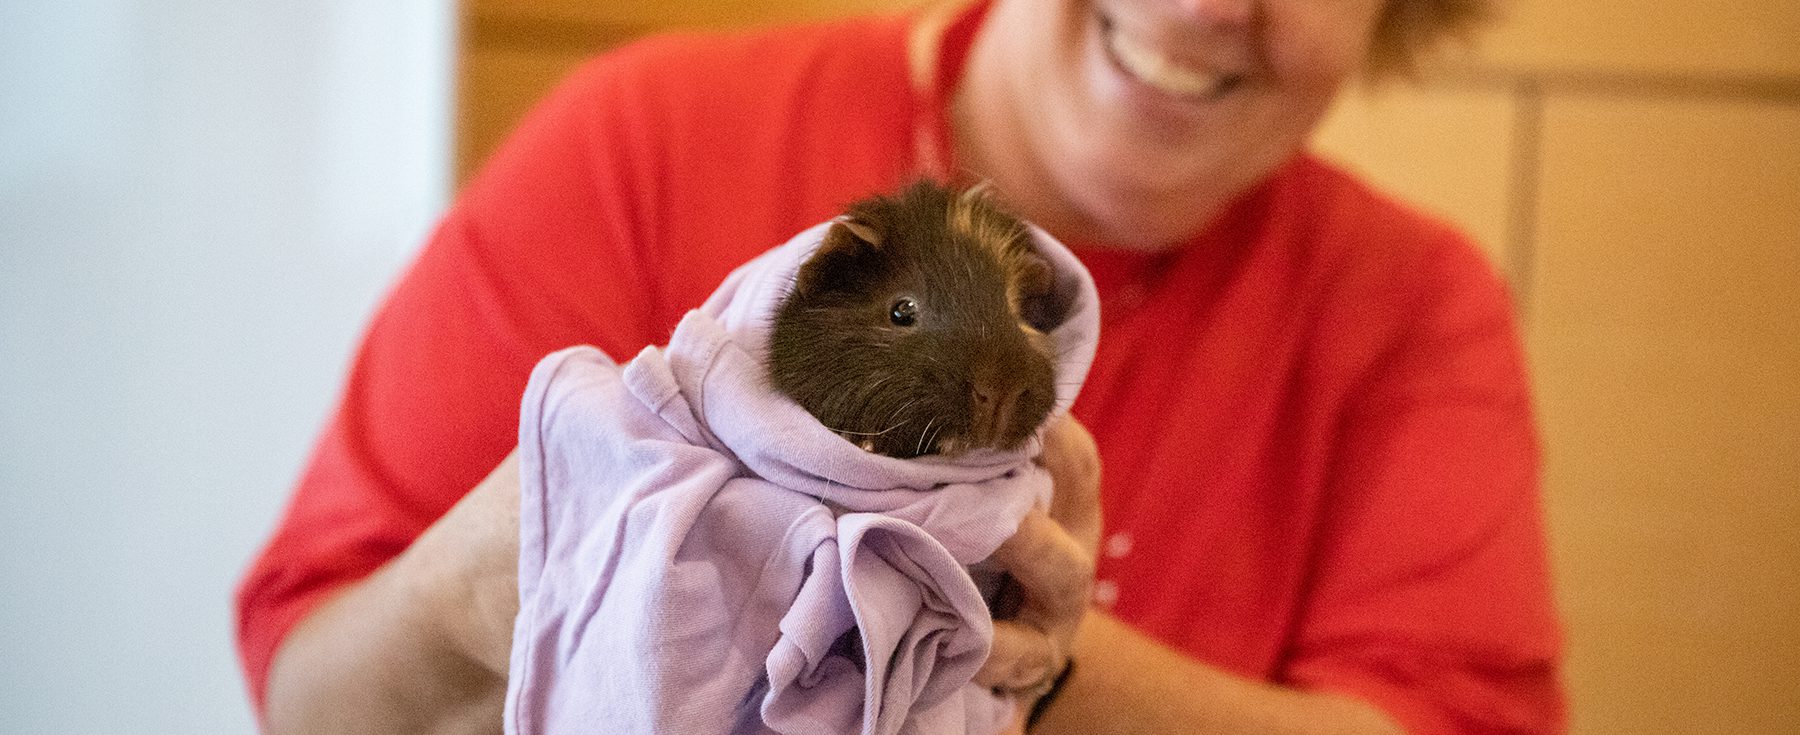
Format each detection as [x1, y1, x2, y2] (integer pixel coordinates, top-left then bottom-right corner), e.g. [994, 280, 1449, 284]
[830, 215, 884, 248]
[794, 217, 883, 296]
[1015, 251, 1073, 332]
[1013, 251, 1054, 299]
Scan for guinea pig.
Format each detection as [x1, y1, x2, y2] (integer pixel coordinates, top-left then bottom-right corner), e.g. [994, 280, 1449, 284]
[767, 180, 1064, 459]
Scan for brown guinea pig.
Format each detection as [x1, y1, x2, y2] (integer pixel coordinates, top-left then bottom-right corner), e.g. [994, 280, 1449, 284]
[767, 180, 1064, 459]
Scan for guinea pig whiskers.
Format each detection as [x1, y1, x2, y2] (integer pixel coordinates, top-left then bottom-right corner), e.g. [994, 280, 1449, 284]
[827, 420, 908, 437]
[828, 394, 915, 439]
[925, 421, 947, 456]
[880, 397, 920, 432]
[916, 416, 940, 457]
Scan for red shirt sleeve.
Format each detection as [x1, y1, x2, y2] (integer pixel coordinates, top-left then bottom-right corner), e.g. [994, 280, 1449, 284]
[1281, 234, 1565, 733]
[233, 50, 669, 711]
[233, 13, 924, 712]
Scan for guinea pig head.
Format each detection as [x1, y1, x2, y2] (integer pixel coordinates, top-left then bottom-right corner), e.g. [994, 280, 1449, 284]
[768, 181, 1062, 459]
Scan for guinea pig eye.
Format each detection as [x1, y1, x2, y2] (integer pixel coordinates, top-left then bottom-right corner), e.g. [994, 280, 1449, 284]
[889, 298, 917, 327]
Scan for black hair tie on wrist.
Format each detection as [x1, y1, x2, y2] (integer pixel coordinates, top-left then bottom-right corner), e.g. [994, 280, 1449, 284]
[1025, 659, 1075, 731]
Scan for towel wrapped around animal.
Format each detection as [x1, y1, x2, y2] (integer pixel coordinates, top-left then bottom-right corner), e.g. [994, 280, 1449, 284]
[503, 217, 1100, 735]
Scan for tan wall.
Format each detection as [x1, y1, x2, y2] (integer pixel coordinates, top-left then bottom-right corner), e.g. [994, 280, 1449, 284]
[456, 0, 925, 183]
[458, 1, 1800, 731]
[1313, 2, 1800, 731]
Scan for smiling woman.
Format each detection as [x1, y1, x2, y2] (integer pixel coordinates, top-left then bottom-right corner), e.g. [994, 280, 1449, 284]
[952, 0, 1449, 250]
[239, 1, 1562, 733]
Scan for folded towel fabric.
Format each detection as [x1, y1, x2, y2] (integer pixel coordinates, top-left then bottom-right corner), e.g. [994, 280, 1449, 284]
[504, 219, 1100, 735]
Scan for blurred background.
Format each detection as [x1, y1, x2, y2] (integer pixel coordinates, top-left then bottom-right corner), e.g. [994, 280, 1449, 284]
[2, 0, 1795, 732]
[1, 1, 454, 731]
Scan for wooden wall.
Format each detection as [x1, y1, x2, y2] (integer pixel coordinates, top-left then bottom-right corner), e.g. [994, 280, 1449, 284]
[457, 1, 1800, 732]
[1312, 2, 1800, 731]
[457, 0, 924, 183]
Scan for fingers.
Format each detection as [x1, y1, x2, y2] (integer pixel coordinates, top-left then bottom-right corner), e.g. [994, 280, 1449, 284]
[972, 421, 1094, 709]
[974, 619, 1061, 690]
[998, 706, 1029, 735]
[979, 509, 1090, 702]
[1036, 417, 1102, 551]
[991, 510, 1094, 623]
[974, 417, 1101, 710]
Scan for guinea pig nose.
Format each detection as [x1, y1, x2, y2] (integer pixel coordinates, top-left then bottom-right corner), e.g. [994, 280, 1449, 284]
[969, 380, 1027, 448]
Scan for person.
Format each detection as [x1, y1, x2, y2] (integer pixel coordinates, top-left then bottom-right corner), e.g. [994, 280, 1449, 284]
[237, 0, 1565, 732]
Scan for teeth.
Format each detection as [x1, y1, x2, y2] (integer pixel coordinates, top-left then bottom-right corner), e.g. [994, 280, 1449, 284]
[1105, 23, 1226, 98]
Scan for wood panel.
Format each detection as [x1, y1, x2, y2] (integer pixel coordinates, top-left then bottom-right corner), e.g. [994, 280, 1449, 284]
[1527, 95, 1800, 734]
[456, 0, 927, 184]
[471, 0, 924, 30]
[1481, 0, 1800, 79]
[1311, 84, 1519, 275]
[458, 45, 611, 183]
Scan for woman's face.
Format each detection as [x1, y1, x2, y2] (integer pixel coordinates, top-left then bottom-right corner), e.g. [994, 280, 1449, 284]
[976, 0, 1385, 245]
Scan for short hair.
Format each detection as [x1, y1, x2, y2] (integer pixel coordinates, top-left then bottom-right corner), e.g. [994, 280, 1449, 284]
[1367, 0, 1496, 77]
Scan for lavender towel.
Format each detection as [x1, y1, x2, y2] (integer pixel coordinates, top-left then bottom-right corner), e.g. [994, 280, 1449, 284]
[504, 219, 1100, 735]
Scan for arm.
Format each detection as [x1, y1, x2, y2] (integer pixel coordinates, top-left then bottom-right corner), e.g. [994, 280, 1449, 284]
[983, 422, 1403, 735]
[263, 453, 521, 735]
[991, 241, 1560, 733]
[1036, 614, 1403, 735]
[237, 49, 660, 728]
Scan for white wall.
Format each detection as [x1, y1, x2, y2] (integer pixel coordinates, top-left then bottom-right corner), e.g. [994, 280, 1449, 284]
[0, 1, 454, 730]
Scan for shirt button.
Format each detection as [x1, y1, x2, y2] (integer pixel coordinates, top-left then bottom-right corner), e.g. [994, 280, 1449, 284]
[1104, 532, 1133, 559]
[1093, 579, 1119, 608]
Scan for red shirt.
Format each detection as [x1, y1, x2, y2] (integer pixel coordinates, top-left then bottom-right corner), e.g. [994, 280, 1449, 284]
[237, 8, 1563, 733]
